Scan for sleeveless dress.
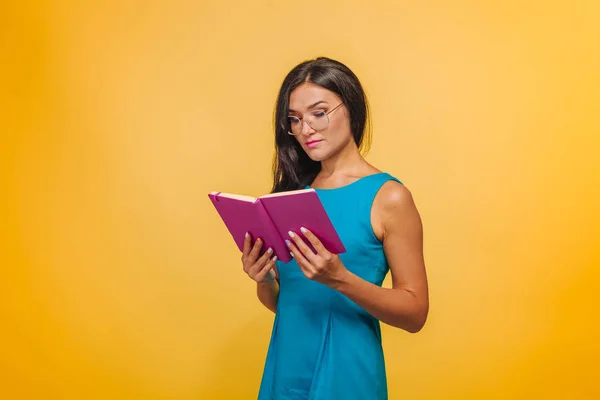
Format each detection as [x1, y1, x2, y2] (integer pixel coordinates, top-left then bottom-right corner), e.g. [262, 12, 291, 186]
[257, 172, 402, 400]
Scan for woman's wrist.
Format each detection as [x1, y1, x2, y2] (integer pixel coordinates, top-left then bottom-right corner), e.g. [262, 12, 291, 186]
[257, 270, 277, 285]
[327, 268, 355, 291]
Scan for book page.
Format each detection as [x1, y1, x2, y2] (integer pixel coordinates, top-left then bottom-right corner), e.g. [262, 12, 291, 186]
[210, 192, 257, 202]
[259, 188, 314, 199]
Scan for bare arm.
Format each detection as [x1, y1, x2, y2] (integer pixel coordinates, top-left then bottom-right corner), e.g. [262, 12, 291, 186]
[332, 182, 429, 332]
[242, 234, 279, 313]
[286, 182, 429, 333]
[257, 275, 279, 313]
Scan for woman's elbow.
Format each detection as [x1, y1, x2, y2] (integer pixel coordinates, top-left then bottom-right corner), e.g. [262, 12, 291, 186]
[404, 302, 429, 333]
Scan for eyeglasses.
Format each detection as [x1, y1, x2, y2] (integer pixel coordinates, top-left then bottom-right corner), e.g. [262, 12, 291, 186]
[287, 102, 344, 136]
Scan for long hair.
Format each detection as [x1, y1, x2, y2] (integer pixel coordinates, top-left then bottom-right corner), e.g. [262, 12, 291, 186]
[270, 57, 372, 193]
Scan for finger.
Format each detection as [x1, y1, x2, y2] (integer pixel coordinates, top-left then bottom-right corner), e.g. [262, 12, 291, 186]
[248, 237, 263, 261]
[242, 232, 252, 256]
[242, 233, 253, 272]
[286, 239, 315, 278]
[287, 230, 317, 262]
[272, 262, 279, 280]
[299, 227, 328, 255]
[248, 246, 273, 276]
[255, 255, 278, 282]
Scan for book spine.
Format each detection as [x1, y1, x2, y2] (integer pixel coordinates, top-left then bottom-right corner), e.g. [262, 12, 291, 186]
[255, 200, 290, 263]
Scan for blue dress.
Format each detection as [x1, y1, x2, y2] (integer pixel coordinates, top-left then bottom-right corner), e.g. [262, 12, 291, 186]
[258, 172, 402, 400]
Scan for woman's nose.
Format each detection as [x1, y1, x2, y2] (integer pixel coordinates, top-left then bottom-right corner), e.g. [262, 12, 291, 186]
[301, 120, 316, 136]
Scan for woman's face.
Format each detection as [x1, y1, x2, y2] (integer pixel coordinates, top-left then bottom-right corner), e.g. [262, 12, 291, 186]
[288, 82, 353, 162]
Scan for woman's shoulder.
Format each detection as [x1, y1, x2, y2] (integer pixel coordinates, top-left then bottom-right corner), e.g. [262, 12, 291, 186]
[371, 178, 418, 240]
[375, 177, 411, 206]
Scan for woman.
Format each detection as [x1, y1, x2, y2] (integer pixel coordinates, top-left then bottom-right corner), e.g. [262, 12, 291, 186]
[241, 57, 429, 399]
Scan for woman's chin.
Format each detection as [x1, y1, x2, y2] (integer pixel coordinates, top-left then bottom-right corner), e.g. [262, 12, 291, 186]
[305, 148, 329, 162]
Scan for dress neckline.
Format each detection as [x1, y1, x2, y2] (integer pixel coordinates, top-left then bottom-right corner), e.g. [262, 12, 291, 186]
[306, 172, 387, 191]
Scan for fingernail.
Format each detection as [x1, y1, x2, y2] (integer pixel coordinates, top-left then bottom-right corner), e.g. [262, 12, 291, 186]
[245, 232, 248, 238]
[290, 252, 294, 258]
[288, 231, 295, 238]
[272, 255, 278, 261]
[285, 240, 291, 246]
[300, 227, 307, 234]
[267, 248, 273, 254]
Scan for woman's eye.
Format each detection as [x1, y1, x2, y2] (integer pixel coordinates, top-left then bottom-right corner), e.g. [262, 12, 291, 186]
[288, 117, 300, 124]
[313, 111, 326, 118]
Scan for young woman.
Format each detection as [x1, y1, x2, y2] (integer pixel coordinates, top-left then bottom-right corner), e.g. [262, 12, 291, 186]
[240, 57, 429, 399]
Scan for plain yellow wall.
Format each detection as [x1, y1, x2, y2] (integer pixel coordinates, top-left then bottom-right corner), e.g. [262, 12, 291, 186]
[2, 0, 599, 399]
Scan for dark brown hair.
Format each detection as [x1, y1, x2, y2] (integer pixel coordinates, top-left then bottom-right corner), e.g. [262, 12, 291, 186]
[271, 57, 372, 193]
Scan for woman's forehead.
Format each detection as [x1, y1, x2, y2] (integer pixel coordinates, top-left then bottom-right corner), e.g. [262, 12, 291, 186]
[289, 83, 338, 109]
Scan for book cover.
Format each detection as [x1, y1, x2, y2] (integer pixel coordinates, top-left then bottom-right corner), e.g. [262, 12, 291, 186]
[208, 189, 345, 263]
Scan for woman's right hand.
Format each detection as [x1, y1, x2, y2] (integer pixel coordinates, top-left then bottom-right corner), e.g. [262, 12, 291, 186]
[242, 233, 278, 283]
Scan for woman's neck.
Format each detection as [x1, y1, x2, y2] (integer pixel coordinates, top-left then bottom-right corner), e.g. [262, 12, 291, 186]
[319, 140, 373, 179]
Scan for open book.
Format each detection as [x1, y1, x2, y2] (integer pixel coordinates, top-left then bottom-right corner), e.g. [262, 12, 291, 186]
[208, 189, 345, 263]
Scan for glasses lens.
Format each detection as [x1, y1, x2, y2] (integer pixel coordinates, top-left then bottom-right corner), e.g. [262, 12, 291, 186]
[288, 117, 301, 135]
[307, 111, 328, 131]
[287, 111, 329, 135]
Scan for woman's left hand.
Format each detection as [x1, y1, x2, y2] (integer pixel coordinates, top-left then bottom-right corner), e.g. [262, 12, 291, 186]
[286, 227, 349, 287]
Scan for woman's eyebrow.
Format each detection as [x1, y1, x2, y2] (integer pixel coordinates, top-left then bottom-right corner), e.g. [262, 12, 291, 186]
[289, 100, 328, 113]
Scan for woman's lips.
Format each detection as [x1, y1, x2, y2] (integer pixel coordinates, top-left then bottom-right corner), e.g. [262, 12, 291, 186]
[306, 140, 323, 148]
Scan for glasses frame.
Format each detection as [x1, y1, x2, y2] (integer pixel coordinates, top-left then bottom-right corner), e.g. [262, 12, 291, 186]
[286, 102, 344, 136]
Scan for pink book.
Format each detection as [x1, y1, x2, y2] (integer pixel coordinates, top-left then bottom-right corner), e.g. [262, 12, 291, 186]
[208, 189, 346, 263]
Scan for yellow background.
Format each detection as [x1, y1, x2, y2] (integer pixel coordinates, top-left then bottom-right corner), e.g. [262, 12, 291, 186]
[2, 1, 599, 399]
